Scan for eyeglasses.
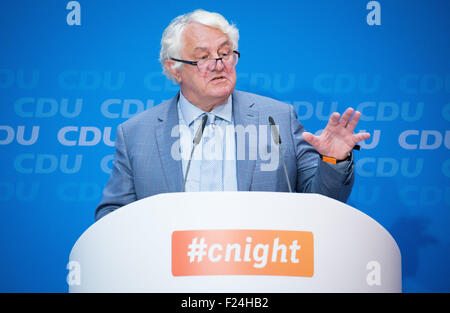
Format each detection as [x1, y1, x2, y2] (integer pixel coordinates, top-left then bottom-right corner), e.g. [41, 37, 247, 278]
[170, 50, 240, 73]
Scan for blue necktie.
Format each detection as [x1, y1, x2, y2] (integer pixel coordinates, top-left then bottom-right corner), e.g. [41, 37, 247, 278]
[200, 113, 224, 191]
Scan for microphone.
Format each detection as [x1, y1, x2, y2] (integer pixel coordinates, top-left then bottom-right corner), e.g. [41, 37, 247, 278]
[268, 116, 293, 193]
[181, 114, 208, 192]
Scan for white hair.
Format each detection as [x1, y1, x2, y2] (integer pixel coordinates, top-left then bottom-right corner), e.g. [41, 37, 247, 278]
[159, 9, 239, 83]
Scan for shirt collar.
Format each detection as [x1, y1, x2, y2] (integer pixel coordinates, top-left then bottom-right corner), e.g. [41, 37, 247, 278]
[178, 91, 233, 126]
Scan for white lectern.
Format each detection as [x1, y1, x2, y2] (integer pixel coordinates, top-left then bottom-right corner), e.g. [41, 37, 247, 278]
[68, 192, 401, 292]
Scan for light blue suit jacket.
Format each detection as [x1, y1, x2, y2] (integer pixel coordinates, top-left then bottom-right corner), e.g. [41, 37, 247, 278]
[95, 90, 354, 220]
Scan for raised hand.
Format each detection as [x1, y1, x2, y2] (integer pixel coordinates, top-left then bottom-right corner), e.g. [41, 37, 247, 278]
[302, 107, 370, 160]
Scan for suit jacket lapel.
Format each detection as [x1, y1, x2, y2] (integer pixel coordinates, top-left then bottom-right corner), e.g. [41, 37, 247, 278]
[155, 93, 183, 193]
[156, 90, 258, 192]
[233, 90, 258, 191]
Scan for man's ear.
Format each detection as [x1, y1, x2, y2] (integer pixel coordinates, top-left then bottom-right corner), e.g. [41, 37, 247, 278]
[165, 59, 182, 83]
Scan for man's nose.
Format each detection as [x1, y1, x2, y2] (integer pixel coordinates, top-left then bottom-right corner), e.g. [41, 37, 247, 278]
[212, 58, 225, 72]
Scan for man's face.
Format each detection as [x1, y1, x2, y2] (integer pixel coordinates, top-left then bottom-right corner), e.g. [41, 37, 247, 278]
[168, 23, 237, 110]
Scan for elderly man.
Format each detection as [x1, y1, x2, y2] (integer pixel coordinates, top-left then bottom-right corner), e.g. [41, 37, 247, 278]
[95, 9, 370, 220]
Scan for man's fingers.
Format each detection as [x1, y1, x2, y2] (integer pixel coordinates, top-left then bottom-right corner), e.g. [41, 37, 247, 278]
[347, 110, 361, 132]
[353, 132, 371, 143]
[339, 107, 354, 126]
[328, 112, 340, 127]
[302, 131, 317, 146]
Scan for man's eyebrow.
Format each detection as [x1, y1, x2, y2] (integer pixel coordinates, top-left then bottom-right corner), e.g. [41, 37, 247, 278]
[218, 40, 232, 48]
[193, 47, 208, 52]
[193, 40, 232, 52]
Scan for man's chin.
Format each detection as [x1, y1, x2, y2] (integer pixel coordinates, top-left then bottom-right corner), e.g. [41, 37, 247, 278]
[207, 84, 235, 99]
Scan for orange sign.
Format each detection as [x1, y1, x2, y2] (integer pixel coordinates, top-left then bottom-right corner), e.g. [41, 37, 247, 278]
[172, 230, 314, 277]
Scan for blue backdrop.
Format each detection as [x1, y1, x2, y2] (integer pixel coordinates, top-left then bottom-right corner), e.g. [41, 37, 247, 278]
[0, 0, 449, 292]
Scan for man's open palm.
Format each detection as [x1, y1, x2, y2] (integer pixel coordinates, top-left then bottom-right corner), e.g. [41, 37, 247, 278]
[302, 108, 370, 160]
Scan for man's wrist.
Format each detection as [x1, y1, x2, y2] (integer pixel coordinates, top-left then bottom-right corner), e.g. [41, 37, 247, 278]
[319, 145, 359, 164]
[320, 153, 352, 164]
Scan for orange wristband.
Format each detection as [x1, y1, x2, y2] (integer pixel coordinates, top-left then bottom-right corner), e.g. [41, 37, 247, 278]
[320, 153, 351, 164]
[321, 156, 337, 164]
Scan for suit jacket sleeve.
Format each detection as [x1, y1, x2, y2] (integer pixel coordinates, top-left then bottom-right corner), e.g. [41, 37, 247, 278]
[95, 124, 137, 220]
[290, 105, 354, 202]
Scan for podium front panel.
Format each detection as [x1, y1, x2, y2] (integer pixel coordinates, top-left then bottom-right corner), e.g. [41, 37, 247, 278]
[69, 192, 401, 292]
